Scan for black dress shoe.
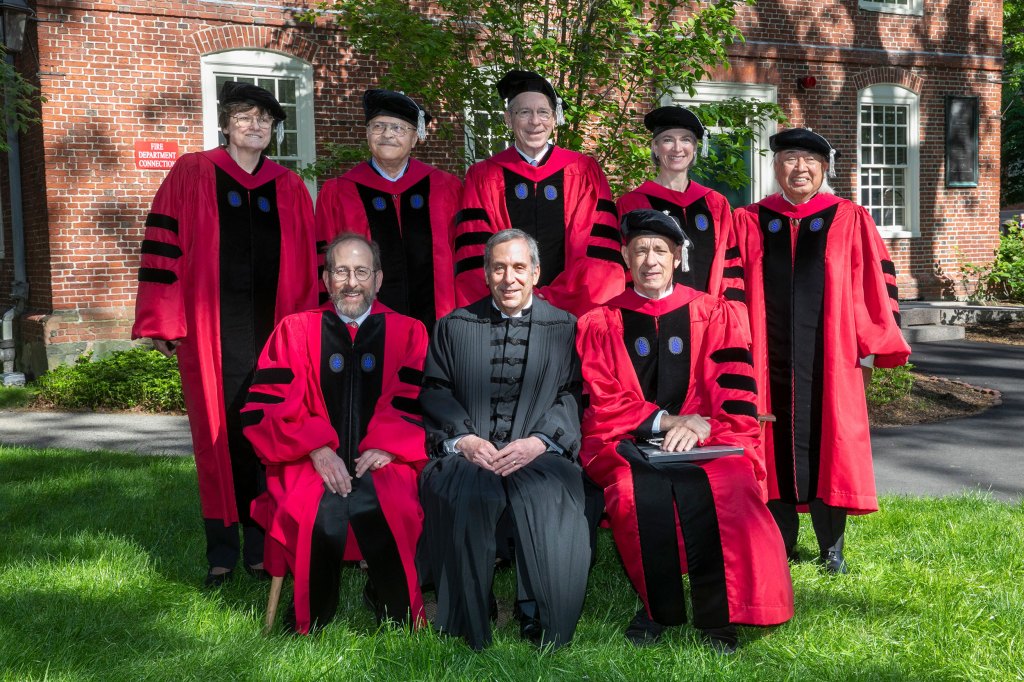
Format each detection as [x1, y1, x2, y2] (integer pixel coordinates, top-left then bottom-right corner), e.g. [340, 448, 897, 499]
[625, 608, 665, 646]
[204, 568, 234, 588]
[520, 618, 543, 646]
[244, 564, 270, 581]
[820, 549, 848, 574]
[701, 624, 738, 655]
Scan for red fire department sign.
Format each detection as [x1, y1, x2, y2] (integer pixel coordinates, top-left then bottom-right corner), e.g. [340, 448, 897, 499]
[134, 140, 179, 170]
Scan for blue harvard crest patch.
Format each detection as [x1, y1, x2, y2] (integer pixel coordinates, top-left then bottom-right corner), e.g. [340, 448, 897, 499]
[543, 185, 558, 201]
[227, 190, 242, 208]
[768, 218, 782, 234]
[372, 196, 388, 211]
[360, 353, 376, 372]
[668, 336, 684, 355]
[810, 217, 824, 232]
[329, 353, 344, 373]
[635, 337, 651, 357]
[256, 196, 271, 213]
[694, 214, 709, 232]
[514, 183, 529, 200]
[410, 194, 424, 209]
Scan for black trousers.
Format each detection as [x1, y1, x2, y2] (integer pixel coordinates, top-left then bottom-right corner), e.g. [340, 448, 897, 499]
[419, 453, 591, 650]
[768, 498, 847, 554]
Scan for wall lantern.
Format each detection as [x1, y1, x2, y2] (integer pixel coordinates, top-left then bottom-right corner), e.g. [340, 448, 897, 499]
[0, 0, 33, 53]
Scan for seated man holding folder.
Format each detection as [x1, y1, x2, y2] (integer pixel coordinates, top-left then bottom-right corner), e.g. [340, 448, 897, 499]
[576, 209, 794, 653]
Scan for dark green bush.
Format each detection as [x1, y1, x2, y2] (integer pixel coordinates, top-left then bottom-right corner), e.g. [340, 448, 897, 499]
[866, 363, 916, 406]
[33, 348, 184, 412]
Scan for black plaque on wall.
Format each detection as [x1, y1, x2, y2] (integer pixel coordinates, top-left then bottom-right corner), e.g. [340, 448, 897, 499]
[945, 96, 979, 188]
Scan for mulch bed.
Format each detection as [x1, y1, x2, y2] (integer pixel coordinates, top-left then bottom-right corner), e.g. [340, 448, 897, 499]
[965, 319, 1024, 346]
[868, 374, 1001, 428]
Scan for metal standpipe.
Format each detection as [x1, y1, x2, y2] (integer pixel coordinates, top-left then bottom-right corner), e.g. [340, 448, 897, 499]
[2, 50, 27, 387]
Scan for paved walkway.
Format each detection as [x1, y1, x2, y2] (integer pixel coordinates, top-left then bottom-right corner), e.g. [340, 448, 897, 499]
[1, 339, 1021, 501]
[872, 339, 1024, 503]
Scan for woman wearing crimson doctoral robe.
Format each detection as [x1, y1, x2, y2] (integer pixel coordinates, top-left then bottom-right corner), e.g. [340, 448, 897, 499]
[132, 82, 317, 585]
[617, 105, 735, 295]
[724, 128, 910, 572]
[577, 209, 793, 651]
[315, 90, 461, 327]
[453, 70, 624, 317]
[241, 300, 429, 635]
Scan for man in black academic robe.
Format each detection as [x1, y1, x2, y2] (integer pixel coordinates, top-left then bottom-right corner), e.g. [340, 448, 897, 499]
[419, 228, 590, 651]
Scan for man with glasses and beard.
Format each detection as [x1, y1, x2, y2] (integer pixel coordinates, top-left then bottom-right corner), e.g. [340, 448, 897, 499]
[241, 233, 429, 634]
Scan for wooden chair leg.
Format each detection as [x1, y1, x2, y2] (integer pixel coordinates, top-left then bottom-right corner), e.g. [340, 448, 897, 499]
[263, 575, 283, 635]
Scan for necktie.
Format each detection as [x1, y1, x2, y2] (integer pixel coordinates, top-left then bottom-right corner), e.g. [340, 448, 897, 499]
[347, 321, 358, 341]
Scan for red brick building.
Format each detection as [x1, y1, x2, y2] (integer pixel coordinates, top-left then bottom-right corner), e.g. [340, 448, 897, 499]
[0, 0, 1003, 376]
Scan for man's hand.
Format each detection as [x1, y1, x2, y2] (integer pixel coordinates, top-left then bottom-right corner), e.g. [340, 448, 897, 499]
[492, 436, 547, 477]
[659, 414, 711, 453]
[354, 448, 396, 478]
[152, 338, 182, 357]
[309, 446, 352, 496]
[456, 435, 500, 472]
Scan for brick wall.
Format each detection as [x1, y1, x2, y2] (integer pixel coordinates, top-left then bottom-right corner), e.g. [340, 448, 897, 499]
[0, 0, 1003, 375]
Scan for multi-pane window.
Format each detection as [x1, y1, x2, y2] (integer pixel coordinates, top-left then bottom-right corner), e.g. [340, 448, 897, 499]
[859, 0, 923, 16]
[201, 50, 315, 195]
[464, 106, 508, 166]
[857, 84, 919, 237]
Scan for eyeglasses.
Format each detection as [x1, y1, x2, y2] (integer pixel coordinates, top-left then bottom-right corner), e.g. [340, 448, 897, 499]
[232, 114, 275, 129]
[512, 108, 554, 122]
[778, 153, 823, 168]
[329, 266, 375, 281]
[368, 122, 414, 137]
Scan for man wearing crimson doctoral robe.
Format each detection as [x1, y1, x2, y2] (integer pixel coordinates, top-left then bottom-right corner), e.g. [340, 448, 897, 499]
[419, 229, 590, 651]
[578, 209, 793, 653]
[242, 234, 428, 634]
[453, 70, 624, 317]
[315, 89, 461, 329]
[617, 105, 735, 294]
[725, 128, 911, 573]
[132, 82, 317, 586]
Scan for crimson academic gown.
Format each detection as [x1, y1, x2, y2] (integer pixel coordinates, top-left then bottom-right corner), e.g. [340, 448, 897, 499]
[577, 285, 794, 629]
[242, 301, 428, 634]
[616, 180, 734, 294]
[132, 148, 317, 532]
[315, 159, 461, 326]
[728, 192, 911, 513]
[453, 146, 624, 317]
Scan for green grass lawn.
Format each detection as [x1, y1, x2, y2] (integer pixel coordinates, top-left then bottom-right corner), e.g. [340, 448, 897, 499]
[1, 446, 1021, 681]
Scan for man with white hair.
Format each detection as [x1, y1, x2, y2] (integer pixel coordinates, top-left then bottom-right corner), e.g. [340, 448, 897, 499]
[724, 128, 910, 574]
[316, 89, 461, 330]
[453, 70, 624, 317]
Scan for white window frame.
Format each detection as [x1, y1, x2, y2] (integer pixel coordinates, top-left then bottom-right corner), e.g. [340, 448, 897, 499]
[859, 0, 923, 17]
[665, 81, 777, 203]
[857, 83, 920, 238]
[200, 50, 316, 197]
[463, 66, 509, 168]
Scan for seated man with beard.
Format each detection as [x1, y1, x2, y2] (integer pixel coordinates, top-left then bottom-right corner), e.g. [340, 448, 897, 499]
[242, 233, 429, 634]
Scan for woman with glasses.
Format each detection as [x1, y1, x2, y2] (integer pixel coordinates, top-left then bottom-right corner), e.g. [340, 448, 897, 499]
[315, 89, 461, 332]
[132, 81, 318, 587]
[616, 106, 736, 296]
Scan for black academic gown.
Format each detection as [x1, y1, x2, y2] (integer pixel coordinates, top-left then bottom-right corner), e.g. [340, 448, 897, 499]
[418, 296, 590, 650]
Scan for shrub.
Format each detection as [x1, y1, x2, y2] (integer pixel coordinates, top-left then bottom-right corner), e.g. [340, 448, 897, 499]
[866, 363, 916, 406]
[33, 348, 184, 412]
[987, 220, 1024, 302]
